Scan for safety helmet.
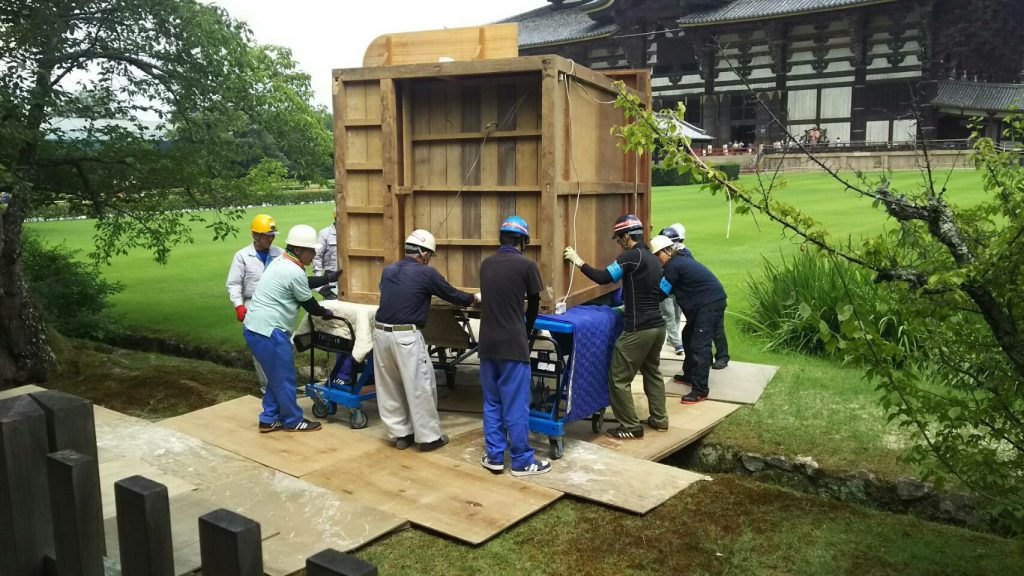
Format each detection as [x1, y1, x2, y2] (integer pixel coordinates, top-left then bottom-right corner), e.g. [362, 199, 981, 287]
[499, 216, 531, 244]
[284, 224, 319, 249]
[405, 229, 437, 254]
[251, 214, 278, 236]
[649, 235, 675, 255]
[670, 223, 685, 241]
[612, 214, 644, 238]
[659, 227, 680, 242]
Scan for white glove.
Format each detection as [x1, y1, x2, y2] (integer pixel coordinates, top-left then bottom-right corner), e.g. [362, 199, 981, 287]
[564, 246, 585, 267]
[473, 292, 482, 305]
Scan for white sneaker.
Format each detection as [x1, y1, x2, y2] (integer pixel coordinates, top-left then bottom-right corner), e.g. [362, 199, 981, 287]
[511, 459, 551, 477]
[480, 455, 504, 473]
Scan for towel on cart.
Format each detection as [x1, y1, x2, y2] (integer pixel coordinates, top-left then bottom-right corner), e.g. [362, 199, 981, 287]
[540, 305, 624, 423]
[293, 300, 377, 363]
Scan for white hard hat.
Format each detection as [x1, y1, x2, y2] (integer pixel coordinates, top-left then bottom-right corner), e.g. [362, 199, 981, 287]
[285, 224, 319, 249]
[649, 235, 675, 255]
[670, 223, 685, 240]
[405, 229, 437, 253]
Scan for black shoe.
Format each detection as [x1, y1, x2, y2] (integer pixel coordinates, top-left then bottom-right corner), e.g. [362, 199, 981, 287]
[681, 392, 708, 405]
[394, 434, 415, 450]
[646, 416, 669, 431]
[258, 420, 282, 433]
[284, 419, 322, 432]
[510, 459, 551, 477]
[419, 434, 450, 452]
[480, 455, 505, 473]
[606, 426, 644, 439]
[673, 373, 693, 385]
[712, 358, 729, 370]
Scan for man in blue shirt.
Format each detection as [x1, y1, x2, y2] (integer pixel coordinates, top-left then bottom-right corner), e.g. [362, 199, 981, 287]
[373, 229, 478, 452]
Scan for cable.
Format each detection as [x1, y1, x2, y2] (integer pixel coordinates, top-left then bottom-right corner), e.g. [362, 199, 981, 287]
[561, 70, 584, 308]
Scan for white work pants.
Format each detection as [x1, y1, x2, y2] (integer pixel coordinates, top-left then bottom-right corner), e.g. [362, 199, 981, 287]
[371, 326, 443, 443]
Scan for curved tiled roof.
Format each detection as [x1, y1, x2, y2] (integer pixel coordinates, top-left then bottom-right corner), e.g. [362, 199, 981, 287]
[679, 0, 897, 26]
[934, 80, 1024, 113]
[499, 1, 619, 48]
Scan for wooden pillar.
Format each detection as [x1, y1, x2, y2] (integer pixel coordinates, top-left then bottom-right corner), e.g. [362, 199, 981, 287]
[47, 450, 105, 576]
[306, 549, 378, 576]
[115, 476, 174, 576]
[198, 508, 263, 576]
[848, 12, 869, 143]
[31, 390, 98, 461]
[0, 395, 53, 576]
[701, 94, 719, 145]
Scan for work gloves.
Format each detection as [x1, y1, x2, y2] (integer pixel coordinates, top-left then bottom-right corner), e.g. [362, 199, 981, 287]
[473, 292, 482, 305]
[235, 305, 247, 322]
[325, 270, 340, 283]
[563, 246, 585, 267]
[320, 309, 336, 321]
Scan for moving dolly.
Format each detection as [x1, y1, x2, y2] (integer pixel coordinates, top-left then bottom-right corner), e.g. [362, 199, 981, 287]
[295, 318, 375, 429]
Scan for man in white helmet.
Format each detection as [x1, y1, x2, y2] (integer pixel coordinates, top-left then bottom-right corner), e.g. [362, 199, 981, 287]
[373, 229, 479, 451]
[244, 224, 339, 433]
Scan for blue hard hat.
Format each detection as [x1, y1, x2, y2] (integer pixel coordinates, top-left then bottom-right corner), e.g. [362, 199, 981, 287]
[500, 216, 530, 242]
[659, 227, 680, 241]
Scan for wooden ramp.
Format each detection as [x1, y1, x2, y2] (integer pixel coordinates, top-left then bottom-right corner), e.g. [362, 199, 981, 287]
[630, 360, 778, 405]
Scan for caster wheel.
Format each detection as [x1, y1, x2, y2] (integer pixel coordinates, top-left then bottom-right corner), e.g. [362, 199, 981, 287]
[549, 436, 564, 460]
[328, 402, 338, 416]
[591, 408, 606, 433]
[349, 408, 368, 429]
[444, 366, 457, 389]
[311, 401, 329, 419]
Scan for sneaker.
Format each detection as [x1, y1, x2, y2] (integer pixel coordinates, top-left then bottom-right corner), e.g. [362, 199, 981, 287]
[673, 345, 685, 356]
[394, 434, 415, 450]
[681, 392, 708, 405]
[646, 416, 669, 431]
[329, 378, 351, 391]
[606, 426, 644, 440]
[673, 373, 693, 385]
[712, 358, 729, 370]
[510, 459, 551, 477]
[258, 420, 282, 433]
[418, 434, 449, 452]
[480, 454, 505, 473]
[284, 419, 322, 432]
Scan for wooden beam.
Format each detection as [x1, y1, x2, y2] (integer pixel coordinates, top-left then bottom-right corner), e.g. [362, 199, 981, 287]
[347, 248, 386, 258]
[397, 185, 541, 194]
[345, 162, 384, 171]
[306, 548, 378, 576]
[30, 391, 97, 462]
[0, 396, 52, 576]
[47, 450, 104, 576]
[345, 205, 385, 214]
[198, 509, 263, 576]
[380, 78, 400, 269]
[410, 129, 541, 142]
[114, 476, 174, 576]
[554, 181, 640, 196]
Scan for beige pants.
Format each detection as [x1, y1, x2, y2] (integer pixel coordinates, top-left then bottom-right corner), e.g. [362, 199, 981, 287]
[371, 326, 443, 443]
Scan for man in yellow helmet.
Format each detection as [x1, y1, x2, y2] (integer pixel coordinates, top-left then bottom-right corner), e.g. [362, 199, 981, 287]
[227, 214, 283, 391]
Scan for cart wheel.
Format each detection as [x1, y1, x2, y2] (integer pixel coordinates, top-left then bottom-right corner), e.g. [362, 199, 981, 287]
[349, 408, 368, 429]
[549, 436, 564, 460]
[444, 366, 457, 389]
[311, 401, 329, 419]
[327, 402, 338, 416]
[591, 408, 606, 433]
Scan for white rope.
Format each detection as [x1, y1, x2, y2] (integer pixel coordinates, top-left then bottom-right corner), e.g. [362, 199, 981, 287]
[562, 73, 583, 308]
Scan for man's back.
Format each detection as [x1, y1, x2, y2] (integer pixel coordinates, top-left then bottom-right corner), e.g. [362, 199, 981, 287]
[479, 248, 542, 362]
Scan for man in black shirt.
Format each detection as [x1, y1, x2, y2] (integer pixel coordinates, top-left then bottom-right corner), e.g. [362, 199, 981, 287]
[649, 235, 727, 404]
[373, 229, 477, 452]
[478, 217, 551, 477]
[564, 214, 668, 439]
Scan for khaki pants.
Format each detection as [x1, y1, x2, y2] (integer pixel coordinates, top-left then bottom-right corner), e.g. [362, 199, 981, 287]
[609, 326, 667, 429]
[371, 326, 443, 443]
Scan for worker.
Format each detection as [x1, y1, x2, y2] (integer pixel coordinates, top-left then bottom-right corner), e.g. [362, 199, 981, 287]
[227, 214, 284, 392]
[478, 216, 550, 477]
[564, 214, 668, 439]
[649, 234, 727, 404]
[373, 229, 478, 451]
[244, 224, 339, 432]
[666, 222, 730, 370]
[313, 208, 339, 299]
[658, 225, 687, 355]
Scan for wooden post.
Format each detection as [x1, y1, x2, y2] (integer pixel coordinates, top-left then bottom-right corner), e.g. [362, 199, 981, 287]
[47, 450, 105, 576]
[306, 548, 378, 576]
[0, 395, 53, 576]
[198, 508, 263, 576]
[30, 390, 98, 461]
[115, 475, 174, 576]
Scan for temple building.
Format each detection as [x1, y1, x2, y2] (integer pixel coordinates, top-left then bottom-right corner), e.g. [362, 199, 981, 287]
[502, 0, 1024, 146]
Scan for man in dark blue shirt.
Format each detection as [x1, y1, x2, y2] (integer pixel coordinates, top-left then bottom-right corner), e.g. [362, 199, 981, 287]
[650, 235, 727, 404]
[373, 229, 477, 452]
[564, 214, 668, 439]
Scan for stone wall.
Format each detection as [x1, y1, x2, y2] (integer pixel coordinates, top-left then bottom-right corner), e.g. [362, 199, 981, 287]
[757, 149, 972, 173]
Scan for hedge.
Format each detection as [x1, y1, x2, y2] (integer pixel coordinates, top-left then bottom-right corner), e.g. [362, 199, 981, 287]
[652, 162, 741, 187]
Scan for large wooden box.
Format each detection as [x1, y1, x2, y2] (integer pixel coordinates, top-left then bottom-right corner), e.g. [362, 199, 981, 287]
[331, 55, 650, 311]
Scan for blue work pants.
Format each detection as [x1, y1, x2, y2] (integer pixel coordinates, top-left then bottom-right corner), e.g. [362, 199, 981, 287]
[480, 359, 534, 469]
[244, 328, 304, 428]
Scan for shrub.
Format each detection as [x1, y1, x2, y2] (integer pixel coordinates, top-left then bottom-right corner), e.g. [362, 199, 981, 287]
[21, 233, 123, 339]
[653, 163, 702, 186]
[718, 163, 741, 181]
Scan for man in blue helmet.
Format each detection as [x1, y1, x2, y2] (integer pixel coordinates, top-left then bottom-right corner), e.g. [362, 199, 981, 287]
[477, 216, 551, 476]
[564, 214, 668, 439]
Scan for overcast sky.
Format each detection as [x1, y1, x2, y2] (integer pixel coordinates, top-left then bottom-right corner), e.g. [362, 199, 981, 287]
[209, 0, 547, 108]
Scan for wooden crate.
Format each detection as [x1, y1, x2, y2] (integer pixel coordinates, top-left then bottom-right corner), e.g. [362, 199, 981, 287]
[331, 55, 651, 312]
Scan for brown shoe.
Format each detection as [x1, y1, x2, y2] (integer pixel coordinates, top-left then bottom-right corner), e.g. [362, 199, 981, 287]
[284, 419, 322, 432]
[418, 434, 449, 452]
[646, 417, 669, 431]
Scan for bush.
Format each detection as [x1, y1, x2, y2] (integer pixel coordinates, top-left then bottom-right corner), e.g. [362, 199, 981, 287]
[653, 163, 703, 186]
[718, 163, 741, 181]
[21, 233, 123, 339]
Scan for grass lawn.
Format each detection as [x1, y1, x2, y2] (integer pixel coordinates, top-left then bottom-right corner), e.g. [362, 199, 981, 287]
[30, 169, 990, 478]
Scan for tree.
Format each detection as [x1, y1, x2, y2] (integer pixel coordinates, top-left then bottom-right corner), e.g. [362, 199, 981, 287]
[0, 0, 331, 383]
[613, 90, 1024, 529]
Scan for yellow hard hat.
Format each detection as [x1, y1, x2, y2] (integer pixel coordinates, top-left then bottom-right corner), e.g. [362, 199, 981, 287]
[250, 214, 278, 236]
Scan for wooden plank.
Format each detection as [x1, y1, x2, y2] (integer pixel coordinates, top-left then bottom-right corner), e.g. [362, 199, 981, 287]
[100, 456, 196, 519]
[29, 390, 98, 462]
[657, 361, 779, 405]
[380, 78, 400, 265]
[333, 75, 353, 300]
[0, 384, 46, 400]
[362, 24, 518, 67]
[539, 62, 561, 310]
[345, 162, 384, 171]
[344, 118, 382, 127]
[198, 509, 264, 576]
[47, 450, 105, 576]
[346, 205, 385, 214]
[303, 445, 561, 545]
[400, 185, 541, 193]
[0, 395, 53, 576]
[306, 549, 378, 576]
[434, 238, 540, 247]
[113, 475, 175, 576]
[411, 129, 541, 142]
[554, 181, 641, 196]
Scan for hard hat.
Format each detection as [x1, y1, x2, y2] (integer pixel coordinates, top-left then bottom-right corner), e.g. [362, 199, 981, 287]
[499, 216, 531, 243]
[659, 227, 680, 242]
[251, 214, 278, 236]
[612, 214, 643, 238]
[284, 224, 319, 249]
[670, 223, 686, 240]
[405, 229, 437, 253]
[649, 235, 675, 255]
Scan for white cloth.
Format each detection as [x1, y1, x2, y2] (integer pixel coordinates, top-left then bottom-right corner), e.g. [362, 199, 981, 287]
[293, 300, 377, 363]
[313, 224, 338, 275]
[372, 326, 443, 443]
[226, 244, 283, 307]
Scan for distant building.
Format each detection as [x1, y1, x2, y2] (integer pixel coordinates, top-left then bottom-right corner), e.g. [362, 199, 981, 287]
[503, 0, 1024, 145]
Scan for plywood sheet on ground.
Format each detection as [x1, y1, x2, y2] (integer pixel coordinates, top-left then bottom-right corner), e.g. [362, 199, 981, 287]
[304, 445, 561, 545]
[570, 400, 740, 461]
[446, 431, 708, 514]
[99, 456, 196, 518]
[194, 469, 406, 576]
[158, 395, 382, 477]
[662, 361, 778, 405]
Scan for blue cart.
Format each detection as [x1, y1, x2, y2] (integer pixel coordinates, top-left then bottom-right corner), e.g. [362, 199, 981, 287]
[296, 318, 376, 429]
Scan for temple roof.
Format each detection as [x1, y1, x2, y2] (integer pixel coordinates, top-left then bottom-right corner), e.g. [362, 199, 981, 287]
[933, 80, 1024, 113]
[499, 1, 619, 49]
[677, 0, 897, 26]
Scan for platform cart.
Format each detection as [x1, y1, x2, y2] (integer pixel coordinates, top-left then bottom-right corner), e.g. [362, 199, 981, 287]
[422, 307, 479, 389]
[296, 317, 376, 429]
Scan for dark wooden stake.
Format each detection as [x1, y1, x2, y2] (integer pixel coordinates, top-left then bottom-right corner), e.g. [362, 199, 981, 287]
[30, 390, 98, 461]
[198, 508, 263, 576]
[306, 548, 379, 576]
[115, 475, 174, 576]
[0, 395, 54, 576]
[47, 450, 105, 576]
